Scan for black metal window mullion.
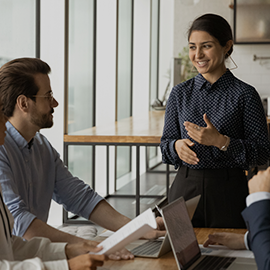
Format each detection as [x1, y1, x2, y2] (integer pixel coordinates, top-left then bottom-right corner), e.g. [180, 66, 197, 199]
[35, 0, 40, 58]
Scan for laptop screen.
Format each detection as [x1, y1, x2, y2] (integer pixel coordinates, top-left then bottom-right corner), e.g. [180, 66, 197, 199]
[162, 197, 201, 270]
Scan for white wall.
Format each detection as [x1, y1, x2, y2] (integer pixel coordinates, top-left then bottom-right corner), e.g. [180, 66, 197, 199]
[173, 0, 270, 96]
[40, 0, 65, 227]
[133, 0, 151, 117]
[95, 0, 117, 196]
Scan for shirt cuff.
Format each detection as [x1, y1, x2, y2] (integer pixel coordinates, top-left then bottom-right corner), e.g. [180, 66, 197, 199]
[169, 140, 181, 169]
[44, 259, 69, 270]
[244, 231, 249, 250]
[40, 242, 67, 261]
[246, 192, 270, 207]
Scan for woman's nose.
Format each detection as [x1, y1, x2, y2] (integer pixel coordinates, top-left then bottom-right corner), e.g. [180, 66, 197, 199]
[195, 48, 203, 58]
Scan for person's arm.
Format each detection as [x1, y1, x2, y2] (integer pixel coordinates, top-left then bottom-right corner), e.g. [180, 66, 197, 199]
[8, 234, 105, 270]
[185, 87, 270, 169]
[89, 200, 166, 239]
[242, 200, 270, 270]
[160, 86, 183, 169]
[204, 169, 270, 251]
[89, 200, 131, 231]
[223, 87, 270, 167]
[203, 232, 246, 250]
[0, 155, 38, 238]
[23, 218, 96, 244]
[241, 168, 270, 270]
[0, 257, 68, 270]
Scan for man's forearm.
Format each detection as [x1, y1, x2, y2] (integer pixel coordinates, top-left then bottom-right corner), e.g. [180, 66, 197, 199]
[89, 200, 131, 231]
[23, 218, 88, 244]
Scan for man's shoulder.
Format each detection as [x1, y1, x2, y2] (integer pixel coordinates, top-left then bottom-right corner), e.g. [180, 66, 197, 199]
[34, 132, 58, 150]
[34, 132, 60, 159]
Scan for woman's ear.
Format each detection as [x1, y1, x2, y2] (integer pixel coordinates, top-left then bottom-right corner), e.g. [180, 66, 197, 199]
[16, 95, 29, 112]
[225, 40, 233, 55]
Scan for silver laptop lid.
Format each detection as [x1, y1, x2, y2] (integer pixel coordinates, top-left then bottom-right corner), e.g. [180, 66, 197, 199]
[162, 197, 201, 270]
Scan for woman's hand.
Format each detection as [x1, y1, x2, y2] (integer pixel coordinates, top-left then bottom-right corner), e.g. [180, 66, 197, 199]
[175, 139, 199, 165]
[184, 114, 226, 149]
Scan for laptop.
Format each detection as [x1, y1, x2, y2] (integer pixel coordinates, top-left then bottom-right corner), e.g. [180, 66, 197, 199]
[161, 197, 257, 270]
[130, 195, 201, 258]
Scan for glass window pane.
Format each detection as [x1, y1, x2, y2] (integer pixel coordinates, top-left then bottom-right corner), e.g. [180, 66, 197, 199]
[117, 0, 132, 120]
[116, 0, 133, 180]
[149, 0, 159, 104]
[68, 145, 93, 186]
[0, 0, 36, 66]
[68, 0, 94, 133]
[148, 0, 159, 164]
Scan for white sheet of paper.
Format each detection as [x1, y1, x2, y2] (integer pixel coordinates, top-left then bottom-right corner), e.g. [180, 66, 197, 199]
[98, 230, 114, 238]
[93, 208, 157, 255]
[200, 244, 255, 259]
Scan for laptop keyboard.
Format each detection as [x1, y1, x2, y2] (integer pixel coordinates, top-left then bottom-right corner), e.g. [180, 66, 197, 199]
[192, 256, 236, 270]
[131, 240, 163, 256]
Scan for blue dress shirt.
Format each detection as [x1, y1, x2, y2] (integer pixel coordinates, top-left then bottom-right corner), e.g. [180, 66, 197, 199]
[0, 121, 103, 237]
[160, 69, 270, 170]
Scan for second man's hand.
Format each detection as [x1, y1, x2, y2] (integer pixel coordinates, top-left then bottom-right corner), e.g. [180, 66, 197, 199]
[203, 232, 246, 250]
[142, 217, 166, 240]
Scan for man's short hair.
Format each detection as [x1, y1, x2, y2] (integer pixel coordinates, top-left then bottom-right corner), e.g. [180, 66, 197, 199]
[0, 57, 51, 117]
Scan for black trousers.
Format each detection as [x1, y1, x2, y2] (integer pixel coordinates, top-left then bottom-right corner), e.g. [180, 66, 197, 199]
[168, 166, 249, 228]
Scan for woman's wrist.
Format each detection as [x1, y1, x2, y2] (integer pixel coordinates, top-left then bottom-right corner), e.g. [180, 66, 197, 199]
[217, 134, 230, 151]
[217, 134, 228, 149]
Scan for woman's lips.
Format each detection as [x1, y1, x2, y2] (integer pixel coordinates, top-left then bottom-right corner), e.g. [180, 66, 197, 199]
[196, 60, 208, 67]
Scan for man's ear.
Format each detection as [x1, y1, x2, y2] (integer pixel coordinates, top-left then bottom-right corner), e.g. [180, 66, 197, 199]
[16, 95, 30, 113]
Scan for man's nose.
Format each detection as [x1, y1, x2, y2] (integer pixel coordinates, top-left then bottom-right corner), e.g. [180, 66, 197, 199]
[52, 98, 59, 108]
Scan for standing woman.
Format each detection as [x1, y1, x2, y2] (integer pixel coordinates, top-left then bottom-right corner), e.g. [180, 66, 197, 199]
[160, 13, 270, 228]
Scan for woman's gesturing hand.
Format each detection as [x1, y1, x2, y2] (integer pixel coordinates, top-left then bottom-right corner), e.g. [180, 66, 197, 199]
[184, 114, 226, 149]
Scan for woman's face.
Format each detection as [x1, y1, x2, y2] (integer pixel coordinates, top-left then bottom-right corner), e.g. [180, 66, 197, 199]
[0, 108, 7, 145]
[188, 30, 229, 84]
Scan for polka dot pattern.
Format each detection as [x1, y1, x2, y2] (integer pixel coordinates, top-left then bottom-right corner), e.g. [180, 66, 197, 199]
[160, 70, 270, 170]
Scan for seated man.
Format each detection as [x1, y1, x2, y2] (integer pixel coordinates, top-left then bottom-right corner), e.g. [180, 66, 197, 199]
[204, 167, 270, 270]
[0, 102, 105, 270]
[0, 58, 165, 257]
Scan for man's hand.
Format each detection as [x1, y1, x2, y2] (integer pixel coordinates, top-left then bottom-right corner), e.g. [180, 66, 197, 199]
[68, 253, 106, 270]
[248, 167, 270, 194]
[175, 139, 199, 165]
[65, 240, 101, 259]
[203, 233, 246, 250]
[184, 114, 226, 149]
[142, 217, 166, 240]
[108, 217, 166, 259]
[108, 248, 134, 260]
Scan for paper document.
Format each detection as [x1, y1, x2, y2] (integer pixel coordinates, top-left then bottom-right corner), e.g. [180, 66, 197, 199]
[200, 244, 255, 258]
[93, 208, 157, 255]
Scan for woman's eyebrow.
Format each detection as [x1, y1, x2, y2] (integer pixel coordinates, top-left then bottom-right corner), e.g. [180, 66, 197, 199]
[189, 41, 214, 45]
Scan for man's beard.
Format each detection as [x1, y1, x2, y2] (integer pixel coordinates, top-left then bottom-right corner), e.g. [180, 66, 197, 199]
[30, 108, 54, 129]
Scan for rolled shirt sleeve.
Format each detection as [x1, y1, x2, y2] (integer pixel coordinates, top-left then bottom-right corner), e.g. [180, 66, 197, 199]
[0, 257, 68, 270]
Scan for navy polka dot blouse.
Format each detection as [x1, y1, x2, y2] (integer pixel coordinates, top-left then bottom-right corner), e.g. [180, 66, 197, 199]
[160, 69, 270, 170]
